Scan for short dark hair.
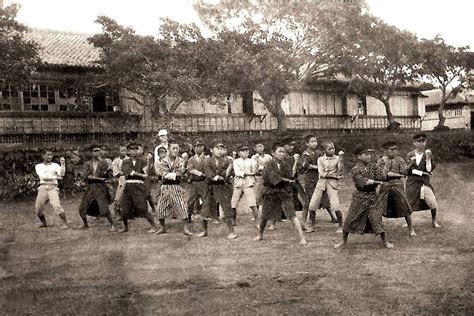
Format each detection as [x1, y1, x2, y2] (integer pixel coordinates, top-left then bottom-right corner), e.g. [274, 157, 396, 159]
[321, 140, 334, 149]
[304, 134, 317, 143]
[382, 139, 398, 149]
[271, 141, 285, 152]
[89, 144, 101, 152]
[42, 147, 53, 155]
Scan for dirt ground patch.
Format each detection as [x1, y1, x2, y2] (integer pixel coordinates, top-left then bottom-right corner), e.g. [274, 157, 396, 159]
[0, 162, 473, 315]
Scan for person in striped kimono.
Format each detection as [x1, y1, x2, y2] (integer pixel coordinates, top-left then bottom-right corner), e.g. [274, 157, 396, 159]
[119, 143, 158, 233]
[154, 138, 193, 236]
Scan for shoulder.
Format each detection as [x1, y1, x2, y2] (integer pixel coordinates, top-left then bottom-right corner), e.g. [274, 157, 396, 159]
[406, 150, 415, 158]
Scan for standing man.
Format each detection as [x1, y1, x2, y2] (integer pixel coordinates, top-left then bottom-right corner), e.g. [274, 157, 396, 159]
[111, 146, 128, 220]
[34, 148, 69, 229]
[153, 129, 169, 163]
[186, 138, 209, 223]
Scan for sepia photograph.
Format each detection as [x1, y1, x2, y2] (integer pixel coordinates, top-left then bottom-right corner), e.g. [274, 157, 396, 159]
[0, 0, 473, 314]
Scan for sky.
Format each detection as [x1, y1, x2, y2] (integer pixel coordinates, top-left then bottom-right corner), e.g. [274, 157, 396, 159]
[8, 0, 474, 49]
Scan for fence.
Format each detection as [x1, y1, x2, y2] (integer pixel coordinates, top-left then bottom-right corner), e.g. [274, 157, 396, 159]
[0, 112, 421, 145]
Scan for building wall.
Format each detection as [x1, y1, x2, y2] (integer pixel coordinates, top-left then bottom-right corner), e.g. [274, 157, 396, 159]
[421, 105, 471, 130]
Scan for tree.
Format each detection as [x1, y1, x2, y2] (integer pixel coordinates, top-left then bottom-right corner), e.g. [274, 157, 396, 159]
[195, 1, 364, 132]
[88, 16, 228, 116]
[418, 36, 473, 130]
[316, 6, 421, 130]
[0, 3, 39, 89]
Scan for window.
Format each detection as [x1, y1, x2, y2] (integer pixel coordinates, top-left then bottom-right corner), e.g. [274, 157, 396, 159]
[60, 104, 68, 111]
[24, 84, 54, 112]
[454, 109, 463, 117]
[357, 95, 367, 115]
[0, 85, 20, 111]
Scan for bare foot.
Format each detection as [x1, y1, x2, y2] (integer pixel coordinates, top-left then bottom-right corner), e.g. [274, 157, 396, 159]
[402, 223, 408, 228]
[148, 227, 158, 234]
[267, 224, 275, 231]
[155, 228, 167, 235]
[196, 232, 208, 238]
[432, 222, 442, 228]
[409, 230, 417, 237]
[227, 233, 238, 239]
[253, 235, 263, 241]
[118, 228, 128, 233]
[334, 242, 346, 249]
[109, 226, 117, 232]
[183, 229, 194, 237]
[335, 227, 343, 234]
[299, 239, 308, 246]
[59, 224, 69, 230]
[384, 242, 395, 249]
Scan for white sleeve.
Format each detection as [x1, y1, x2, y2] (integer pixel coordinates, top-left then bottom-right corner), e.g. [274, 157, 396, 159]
[412, 169, 423, 176]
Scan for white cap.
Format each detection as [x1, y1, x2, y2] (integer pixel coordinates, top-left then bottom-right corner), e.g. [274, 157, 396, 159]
[158, 129, 168, 137]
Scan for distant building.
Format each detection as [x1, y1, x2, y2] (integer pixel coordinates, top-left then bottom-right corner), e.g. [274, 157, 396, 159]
[421, 89, 473, 130]
[1, 28, 425, 144]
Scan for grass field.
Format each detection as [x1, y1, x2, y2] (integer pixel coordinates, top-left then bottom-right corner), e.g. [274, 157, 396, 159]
[1, 162, 473, 315]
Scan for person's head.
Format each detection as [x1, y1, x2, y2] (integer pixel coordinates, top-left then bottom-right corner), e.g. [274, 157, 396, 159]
[271, 142, 286, 161]
[283, 137, 296, 154]
[305, 135, 318, 150]
[237, 144, 250, 159]
[210, 140, 226, 158]
[65, 156, 72, 164]
[354, 145, 375, 164]
[90, 144, 102, 159]
[119, 146, 127, 158]
[168, 138, 180, 158]
[127, 143, 140, 158]
[157, 146, 167, 160]
[254, 142, 265, 155]
[42, 148, 54, 163]
[413, 133, 427, 151]
[193, 139, 205, 155]
[100, 146, 108, 158]
[157, 129, 169, 144]
[137, 145, 144, 156]
[322, 140, 335, 157]
[382, 139, 399, 159]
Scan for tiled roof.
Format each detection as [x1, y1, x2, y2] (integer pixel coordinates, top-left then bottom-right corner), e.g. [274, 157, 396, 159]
[23, 28, 101, 68]
[423, 89, 474, 106]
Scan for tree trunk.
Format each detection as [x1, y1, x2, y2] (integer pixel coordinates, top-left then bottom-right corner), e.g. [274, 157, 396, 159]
[275, 106, 287, 133]
[381, 98, 401, 130]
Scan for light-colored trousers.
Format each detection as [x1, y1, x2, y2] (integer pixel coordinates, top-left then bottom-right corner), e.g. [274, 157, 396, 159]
[309, 186, 340, 212]
[35, 184, 65, 215]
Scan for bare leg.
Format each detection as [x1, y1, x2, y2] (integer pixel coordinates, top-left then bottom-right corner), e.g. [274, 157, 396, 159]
[327, 209, 338, 223]
[431, 208, 441, 228]
[196, 219, 208, 237]
[380, 232, 394, 248]
[250, 206, 259, 229]
[58, 213, 69, 230]
[119, 218, 129, 233]
[309, 210, 316, 232]
[405, 215, 416, 236]
[79, 216, 89, 229]
[145, 212, 157, 233]
[254, 219, 267, 241]
[268, 220, 276, 231]
[155, 218, 166, 234]
[334, 231, 349, 248]
[106, 214, 116, 232]
[226, 218, 238, 239]
[183, 219, 193, 236]
[290, 217, 307, 245]
[335, 210, 343, 233]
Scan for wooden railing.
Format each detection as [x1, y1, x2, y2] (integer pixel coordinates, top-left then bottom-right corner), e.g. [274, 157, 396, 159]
[0, 112, 421, 144]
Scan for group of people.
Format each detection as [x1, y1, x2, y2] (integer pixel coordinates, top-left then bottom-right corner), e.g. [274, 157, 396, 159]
[33, 130, 441, 248]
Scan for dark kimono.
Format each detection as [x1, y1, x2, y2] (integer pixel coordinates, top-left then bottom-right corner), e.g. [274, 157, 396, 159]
[79, 159, 111, 218]
[375, 156, 413, 218]
[284, 155, 307, 213]
[299, 149, 330, 209]
[343, 162, 386, 235]
[261, 159, 296, 221]
[121, 157, 149, 219]
[405, 151, 436, 211]
[201, 156, 233, 220]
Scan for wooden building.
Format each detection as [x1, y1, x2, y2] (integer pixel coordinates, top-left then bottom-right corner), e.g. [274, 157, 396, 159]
[1, 28, 424, 144]
[421, 89, 473, 131]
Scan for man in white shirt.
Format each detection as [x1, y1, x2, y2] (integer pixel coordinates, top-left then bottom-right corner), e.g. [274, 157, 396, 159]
[34, 148, 69, 229]
[111, 146, 128, 220]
